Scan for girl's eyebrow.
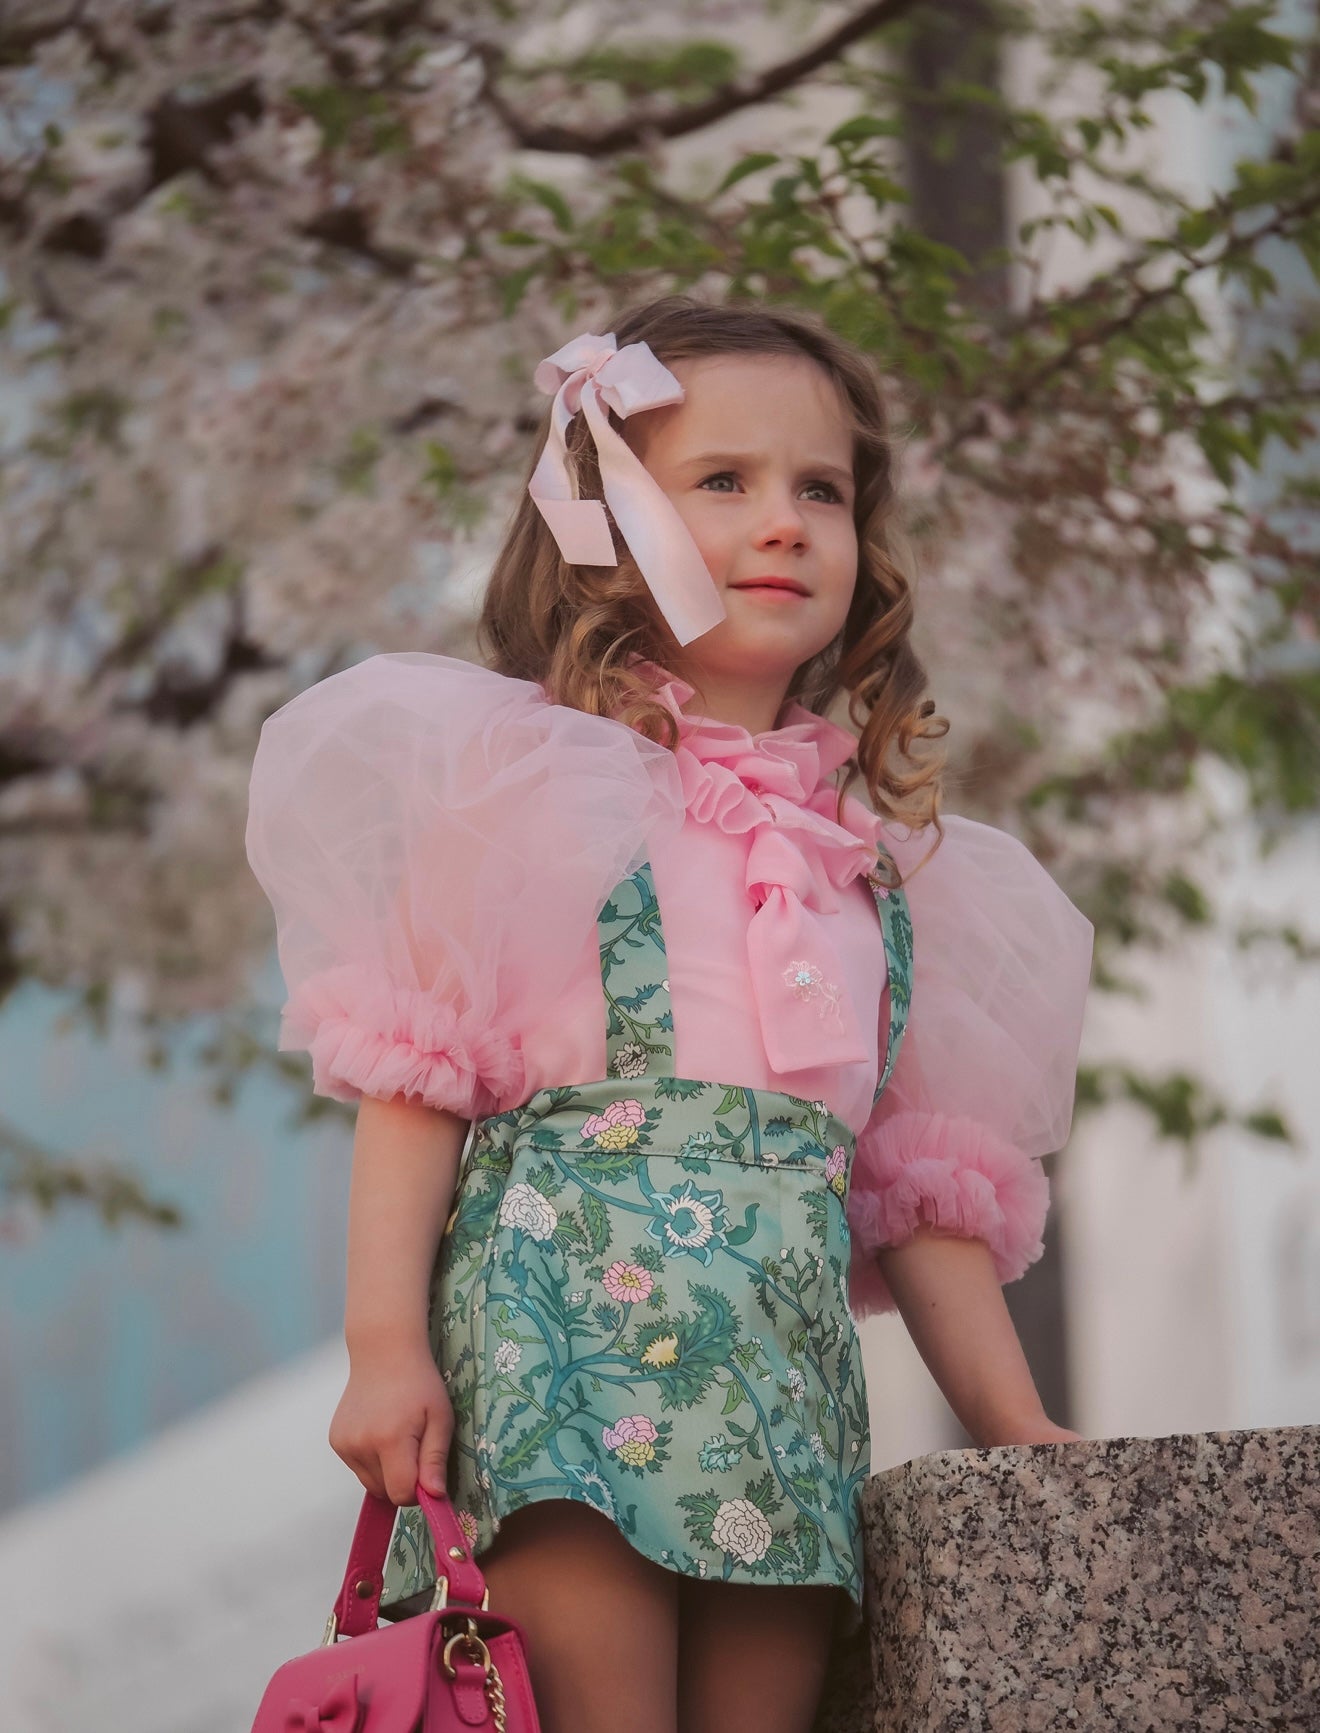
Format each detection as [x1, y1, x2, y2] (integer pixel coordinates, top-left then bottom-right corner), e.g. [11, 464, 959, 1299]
[679, 450, 854, 489]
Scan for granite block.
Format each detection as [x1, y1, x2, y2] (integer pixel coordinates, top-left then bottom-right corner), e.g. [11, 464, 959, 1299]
[813, 1427, 1319, 1733]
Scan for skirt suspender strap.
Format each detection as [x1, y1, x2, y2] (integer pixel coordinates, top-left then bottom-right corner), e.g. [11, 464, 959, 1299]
[597, 862, 677, 1081]
[595, 850, 913, 1103]
[867, 842, 913, 1106]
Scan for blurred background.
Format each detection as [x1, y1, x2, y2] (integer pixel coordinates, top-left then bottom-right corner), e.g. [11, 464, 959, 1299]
[1, 0, 1317, 1726]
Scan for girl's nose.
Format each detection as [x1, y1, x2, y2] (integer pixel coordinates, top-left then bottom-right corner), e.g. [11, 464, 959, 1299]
[753, 489, 809, 549]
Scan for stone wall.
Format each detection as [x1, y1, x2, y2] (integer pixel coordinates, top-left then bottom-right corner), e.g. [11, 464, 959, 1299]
[815, 1427, 1319, 1733]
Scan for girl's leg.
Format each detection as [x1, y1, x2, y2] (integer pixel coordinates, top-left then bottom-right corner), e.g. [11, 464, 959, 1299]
[478, 1498, 680, 1733]
[676, 1577, 844, 1733]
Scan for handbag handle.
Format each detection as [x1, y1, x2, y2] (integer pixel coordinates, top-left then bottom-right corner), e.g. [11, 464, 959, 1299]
[331, 1484, 488, 1639]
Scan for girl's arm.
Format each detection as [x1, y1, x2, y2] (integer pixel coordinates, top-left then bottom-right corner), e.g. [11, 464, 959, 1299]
[328, 1094, 471, 1505]
[873, 1223, 1081, 1445]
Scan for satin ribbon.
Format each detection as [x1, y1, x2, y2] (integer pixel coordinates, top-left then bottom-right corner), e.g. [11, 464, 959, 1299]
[744, 826, 870, 1074]
[285, 1676, 363, 1733]
[528, 332, 727, 646]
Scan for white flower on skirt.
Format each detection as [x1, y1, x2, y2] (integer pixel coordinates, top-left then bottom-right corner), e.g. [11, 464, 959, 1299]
[809, 1432, 827, 1464]
[610, 1040, 649, 1079]
[787, 1367, 807, 1403]
[494, 1339, 522, 1375]
[711, 1497, 773, 1564]
[498, 1182, 558, 1240]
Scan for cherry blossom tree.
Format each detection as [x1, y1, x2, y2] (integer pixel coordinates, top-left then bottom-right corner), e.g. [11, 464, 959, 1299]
[1, 0, 1316, 1228]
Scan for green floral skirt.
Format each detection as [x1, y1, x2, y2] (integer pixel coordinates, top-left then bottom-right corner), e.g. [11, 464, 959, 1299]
[381, 1076, 870, 1616]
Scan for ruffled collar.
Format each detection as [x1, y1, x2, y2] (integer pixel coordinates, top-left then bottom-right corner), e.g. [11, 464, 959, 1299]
[627, 658, 885, 884]
[626, 659, 889, 1074]
[631, 658, 859, 802]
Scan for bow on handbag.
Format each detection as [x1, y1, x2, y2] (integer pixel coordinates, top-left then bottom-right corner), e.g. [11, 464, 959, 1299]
[285, 1677, 363, 1733]
[249, 1485, 540, 1733]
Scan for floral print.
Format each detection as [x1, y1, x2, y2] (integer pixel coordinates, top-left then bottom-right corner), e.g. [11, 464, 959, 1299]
[602, 1415, 661, 1467]
[646, 1178, 728, 1263]
[379, 850, 911, 1623]
[582, 1097, 646, 1146]
[381, 1075, 871, 1612]
[602, 1260, 654, 1304]
[497, 1181, 557, 1240]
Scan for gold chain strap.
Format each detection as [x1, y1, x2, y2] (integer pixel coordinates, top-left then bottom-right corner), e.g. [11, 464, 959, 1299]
[485, 1655, 508, 1733]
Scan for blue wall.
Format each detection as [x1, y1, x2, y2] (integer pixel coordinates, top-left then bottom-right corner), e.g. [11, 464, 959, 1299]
[0, 965, 351, 1513]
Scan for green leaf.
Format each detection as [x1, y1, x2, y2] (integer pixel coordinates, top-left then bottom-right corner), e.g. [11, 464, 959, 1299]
[724, 1202, 760, 1247]
[500, 1411, 561, 1474]
[717, 153, 779, 194]
[721, 1380, 747, 1416]
[520, 178, 575, 234]
[581, 1190, 612, 1257]
[827, 115, 891, 147]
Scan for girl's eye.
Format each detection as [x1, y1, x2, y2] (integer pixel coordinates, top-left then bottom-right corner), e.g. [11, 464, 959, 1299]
[697, 471, 847, 503]
[803, 479, 845, 504]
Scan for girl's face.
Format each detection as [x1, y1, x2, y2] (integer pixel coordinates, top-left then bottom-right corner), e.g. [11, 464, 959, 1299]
[630, 352, 859, 718]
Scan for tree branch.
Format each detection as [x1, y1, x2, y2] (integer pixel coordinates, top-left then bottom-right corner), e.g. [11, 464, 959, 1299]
[475, 0, 923, 158]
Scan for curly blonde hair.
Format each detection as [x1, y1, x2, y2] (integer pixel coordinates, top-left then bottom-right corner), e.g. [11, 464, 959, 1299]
[476, 295, 948, 887]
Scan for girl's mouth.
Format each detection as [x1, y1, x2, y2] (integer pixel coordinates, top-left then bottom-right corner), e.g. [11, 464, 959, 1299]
[730, 579, 809, 599]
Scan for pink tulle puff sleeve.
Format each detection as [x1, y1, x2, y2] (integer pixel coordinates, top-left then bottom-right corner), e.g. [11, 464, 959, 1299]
[847, 814, 1094, 1319]
[245, 652, 686, 1121]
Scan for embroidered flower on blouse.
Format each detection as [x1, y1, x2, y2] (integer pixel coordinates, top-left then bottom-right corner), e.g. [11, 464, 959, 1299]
[783, 958, 844, 1024]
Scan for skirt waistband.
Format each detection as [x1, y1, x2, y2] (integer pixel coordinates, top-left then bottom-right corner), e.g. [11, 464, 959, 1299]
[474, 1077, 856, 1175]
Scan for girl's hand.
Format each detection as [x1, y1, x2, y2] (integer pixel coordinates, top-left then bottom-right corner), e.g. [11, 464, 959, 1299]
[979, 1414, 1083, 1446]
[328, 1342, 454, 1506]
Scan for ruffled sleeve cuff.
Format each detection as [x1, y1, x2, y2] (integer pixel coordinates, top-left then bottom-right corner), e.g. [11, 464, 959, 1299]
[280, 966, 526, 1122]
[846, 1109, 1050, 1318]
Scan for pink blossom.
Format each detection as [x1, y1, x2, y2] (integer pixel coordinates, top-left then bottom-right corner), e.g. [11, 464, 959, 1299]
[581, 1097, 646, 1139]
[602, 1414, 658, 1450]
[601, 1261, 654, 1304]
[826, 1145, 847, 1183]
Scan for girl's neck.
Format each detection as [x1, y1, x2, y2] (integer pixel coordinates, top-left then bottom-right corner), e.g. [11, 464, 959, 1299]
[671, 669, 794, 738]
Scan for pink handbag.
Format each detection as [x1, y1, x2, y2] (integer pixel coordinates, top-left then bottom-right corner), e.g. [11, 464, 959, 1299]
[250, 1485, 541, 1733]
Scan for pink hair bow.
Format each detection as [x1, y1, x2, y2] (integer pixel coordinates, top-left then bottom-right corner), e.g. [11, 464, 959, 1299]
[528, 332, 727, 646]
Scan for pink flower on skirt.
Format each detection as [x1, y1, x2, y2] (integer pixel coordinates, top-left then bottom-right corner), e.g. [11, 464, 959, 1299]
[601, 1261, 654, 1304]
[581, 1097, 646, 1139]
[602, 1414, 658, 1450]
[826, 1144, 847, 1198]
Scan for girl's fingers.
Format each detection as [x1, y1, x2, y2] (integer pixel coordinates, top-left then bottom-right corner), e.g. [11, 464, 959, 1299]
[382, 1437, 422, 1509]
[417, 1408, 451, 1499]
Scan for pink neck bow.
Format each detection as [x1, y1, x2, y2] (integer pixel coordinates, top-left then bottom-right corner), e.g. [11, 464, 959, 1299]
[528, 332, 727, 647]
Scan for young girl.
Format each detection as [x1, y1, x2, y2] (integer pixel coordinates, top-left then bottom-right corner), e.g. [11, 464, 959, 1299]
[245, 296, 1093, 1733]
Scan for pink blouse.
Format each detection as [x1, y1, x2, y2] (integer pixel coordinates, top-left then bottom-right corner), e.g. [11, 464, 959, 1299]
[245, 651, 1094, 1318]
